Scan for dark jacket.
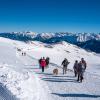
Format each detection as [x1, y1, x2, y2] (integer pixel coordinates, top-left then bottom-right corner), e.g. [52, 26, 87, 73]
[77, 62, 85, 74]
[62, 59, 69, 67]
[46, 57, 50, 65]
[73, 62, 78, 70]
[77, 63, 82, 73]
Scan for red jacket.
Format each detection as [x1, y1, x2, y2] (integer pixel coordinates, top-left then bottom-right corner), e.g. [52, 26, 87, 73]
[40, 59, 46, 67]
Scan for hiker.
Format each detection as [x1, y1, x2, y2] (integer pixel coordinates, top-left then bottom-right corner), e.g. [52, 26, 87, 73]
[61, 58, 70, 74]
[73, 60, 78, 77]
[81, 58, 87, 70]
[24, 52, 26, 56]
[46, 57, 50, 68]
[22, 52, 24, 56]
[38, 57, 42, 68]
[77, 61, 85, 82]
[40, 57, 46, 72]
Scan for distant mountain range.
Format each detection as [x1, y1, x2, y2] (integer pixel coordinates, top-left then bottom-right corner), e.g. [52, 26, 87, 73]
[76, 40, 100, 53]
[0, 32, 100, 53]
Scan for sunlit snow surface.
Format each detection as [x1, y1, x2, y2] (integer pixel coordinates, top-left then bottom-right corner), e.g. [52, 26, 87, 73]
[0, 37, 100, 100]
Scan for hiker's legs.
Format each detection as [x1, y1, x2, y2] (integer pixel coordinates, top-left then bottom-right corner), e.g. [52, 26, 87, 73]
[63, 67, 66, 74]
[65, 67, 67, 74]
[80, 73, 84, 82]
[74, 70, 77, 77]
[77, 73, 80, 81]
[42, 67, 44, 72]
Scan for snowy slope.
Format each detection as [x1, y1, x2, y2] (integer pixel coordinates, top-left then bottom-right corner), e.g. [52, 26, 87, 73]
[0, 37, 51, 100]
[0, 37, 100, 100]
[27, 41, 100, 75]
[23, 40, 100, 100]
[52, 41, 100, 75]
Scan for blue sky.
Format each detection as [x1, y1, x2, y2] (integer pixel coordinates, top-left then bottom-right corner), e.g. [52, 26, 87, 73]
[0, 0, 100, 32]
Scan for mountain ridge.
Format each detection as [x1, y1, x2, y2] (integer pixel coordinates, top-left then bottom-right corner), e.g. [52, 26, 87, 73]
[0, 32, 100, 53]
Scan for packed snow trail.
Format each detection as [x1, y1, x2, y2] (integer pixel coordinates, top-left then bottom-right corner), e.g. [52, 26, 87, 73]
[17, 51, 100, 100]
[41, 71, 100, 100]
[0, 38, 52, 100]
[0, 37, 100, 100]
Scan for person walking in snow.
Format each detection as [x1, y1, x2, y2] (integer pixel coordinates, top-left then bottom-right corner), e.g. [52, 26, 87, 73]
[61, 58, 70, 74]
[81, 58, 87, 70]
[73, 60, 78, 77]
[24, 52, 26, 56]
[22, 52, 24, 56]
[77, 61, 85, 82]
[46, 57, 50, 68]
[38, 57, 42, 68]
[40, 57, 46, 72]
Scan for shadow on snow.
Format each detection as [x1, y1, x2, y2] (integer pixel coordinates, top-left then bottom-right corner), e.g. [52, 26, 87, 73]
[52, 93, 100, 98]
[42, 77, 77, 83]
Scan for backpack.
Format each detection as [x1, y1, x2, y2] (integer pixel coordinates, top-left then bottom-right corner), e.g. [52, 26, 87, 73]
[62, 60, 69, 66]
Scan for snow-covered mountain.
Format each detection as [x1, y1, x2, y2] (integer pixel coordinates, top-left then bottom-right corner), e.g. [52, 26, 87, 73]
[35, 32, 100, 42]
[76, 33, 100, 42]
[0, 32, 100, 53]
[0, 37, 100, 100]
[77, 39, 100, 53]
[0, 32, 100, 42]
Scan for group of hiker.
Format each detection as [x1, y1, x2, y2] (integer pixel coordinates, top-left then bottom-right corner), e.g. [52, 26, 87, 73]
[38, 57, 50, 72]
[22, 52, 26, 56]
[61, 58, 87, 82]
[38, 57, 87, 83]
[73, 58, 87, 82]
[17, 48, 26, 56]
